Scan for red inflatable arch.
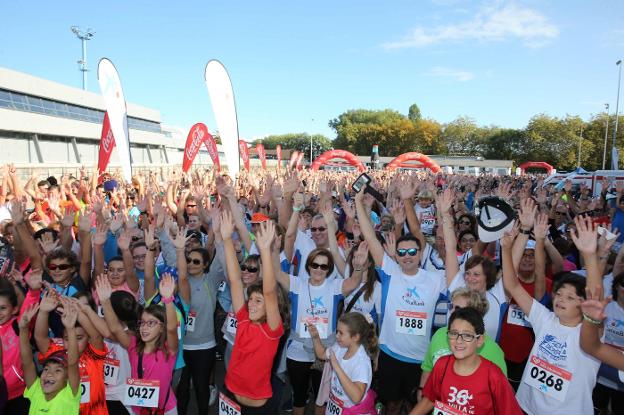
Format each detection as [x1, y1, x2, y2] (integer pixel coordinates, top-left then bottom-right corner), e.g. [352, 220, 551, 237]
[310, 150, 366, 172]
[386, 152, 441, 173]
[518, 161, 554, 175]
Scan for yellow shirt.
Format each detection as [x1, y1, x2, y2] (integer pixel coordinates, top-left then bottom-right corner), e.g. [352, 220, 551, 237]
[24, 378, 80, 415]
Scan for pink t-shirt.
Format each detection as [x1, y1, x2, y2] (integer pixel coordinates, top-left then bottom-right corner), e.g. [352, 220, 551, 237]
[127, 336, 177, 413]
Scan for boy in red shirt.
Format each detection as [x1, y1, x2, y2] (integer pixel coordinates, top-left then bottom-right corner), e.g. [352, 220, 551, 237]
[410, 307, 522, 415]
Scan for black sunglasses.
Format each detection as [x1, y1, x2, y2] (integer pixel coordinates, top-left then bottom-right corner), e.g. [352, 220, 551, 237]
[131, 236, 142, 242]
[241, 265, 258, 273]
[48, 263, 72, 271]
[186, 258, 202, 265]
[310, 227, 327, 233]
[310, 263, 329, 271]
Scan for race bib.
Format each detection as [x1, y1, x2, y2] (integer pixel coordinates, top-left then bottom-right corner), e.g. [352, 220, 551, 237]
[433, 401, 463, 415]
[186, 311, 197, 332]
[524, 355, 571, 402]
[218, 392, 241, 415]
[226, 313, 238, 335]
[298, 316, 329, 339]
[104, 358, 120, 385]
[326, 393, 344, 415]
[395, 311, 427, 336]
[80, 377, 90, 404]
[123, 378, 160, 408]
[507, 304, 531, 327]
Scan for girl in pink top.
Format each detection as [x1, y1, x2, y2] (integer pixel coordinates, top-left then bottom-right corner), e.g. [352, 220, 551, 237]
[98, 271, 179, 414]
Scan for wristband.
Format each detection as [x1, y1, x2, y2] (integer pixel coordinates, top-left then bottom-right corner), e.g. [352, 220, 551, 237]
[162, 296, 174, 304]
[583, 313, 603, 325]
[355, 268, 363, 272]
[293, 206, 302, 212]
[519, 228, 532, 235]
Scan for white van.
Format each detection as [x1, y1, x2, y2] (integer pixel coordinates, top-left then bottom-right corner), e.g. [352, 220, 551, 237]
[543, 170, 624, 196]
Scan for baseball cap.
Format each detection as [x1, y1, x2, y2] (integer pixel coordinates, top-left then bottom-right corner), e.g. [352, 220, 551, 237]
[250, 213, 270, 224]
[41, 349, 68, 367]
[476, 197, 516, 243]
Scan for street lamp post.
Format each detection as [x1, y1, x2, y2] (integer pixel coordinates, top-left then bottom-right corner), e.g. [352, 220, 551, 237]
[603, 103, 610, 170]
[70, 26, 95, 90]
[612, 60, 622, 169]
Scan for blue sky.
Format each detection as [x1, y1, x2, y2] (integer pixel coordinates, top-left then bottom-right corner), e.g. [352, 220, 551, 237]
[1, 1, 623, 141]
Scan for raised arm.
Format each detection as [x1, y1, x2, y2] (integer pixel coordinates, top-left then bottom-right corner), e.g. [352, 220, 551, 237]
[34, 290, 58, 353]
[256, 221, 282, 330]
[60, 301, 80, 395]
[511, 198, 536, 270]
[170, 229, 191, 305]
[284, 192, 304, 262]
[438, 189, 459, 286]
[77, 210, 93, 286]
[97, 274, 132, 348]
[532, 213, 549, 301]
[321, 202, 346, 277]
[399, 178, 426, 249]
[143, 225, 158, 301]
[220, 210, 245, 313]
[354, 188, 384, 266]
[501, 226, 534, 316]
[18, 304, 40, 388]
[158, 273, 179, 356]
[570, 215, 601, 289]
[341, 241, 367, 296]
[9, 200, 43, 270]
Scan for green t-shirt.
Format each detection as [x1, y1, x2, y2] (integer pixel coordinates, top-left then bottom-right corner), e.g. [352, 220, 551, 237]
[421, 326, 507, 375]
[24, 377, 80, 415]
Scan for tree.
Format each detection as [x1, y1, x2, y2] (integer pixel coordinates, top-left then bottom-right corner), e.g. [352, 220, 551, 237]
[253, 133, 333, 161]
[441, 116, 488, 156]
[408, 104, 422, 123]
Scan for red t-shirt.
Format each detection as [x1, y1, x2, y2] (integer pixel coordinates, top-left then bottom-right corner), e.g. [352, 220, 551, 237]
[225, 305, 284, 400]
[423, 355, 522, 415]
[499, 278, 553, 363]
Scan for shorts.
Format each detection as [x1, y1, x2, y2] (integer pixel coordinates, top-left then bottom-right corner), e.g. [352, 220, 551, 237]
[376, 350, 422, 404]
[222, 387, 273, 415]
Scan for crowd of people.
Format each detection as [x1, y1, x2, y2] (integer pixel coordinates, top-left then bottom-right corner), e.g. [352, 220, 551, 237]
[0, 162, 623, 415]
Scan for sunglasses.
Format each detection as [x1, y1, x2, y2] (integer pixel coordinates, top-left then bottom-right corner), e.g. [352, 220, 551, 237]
[186, 204, 197, 208]
[310, 227, 327, 233]
[186, 258, 202, 265]
[459, 220, 471, 225]
[447, 330, 481, 343]
[48, 263, 71, 271]
[396, 248, 419, 257]
[555, 212, 566, 216]
[241, 265, 258, 273]
[137, 320, 163, 328]
[131, 236, 142, 242]
[310, 263, 329, 271]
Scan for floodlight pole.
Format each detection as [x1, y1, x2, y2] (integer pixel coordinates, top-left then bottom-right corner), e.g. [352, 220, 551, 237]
[71, 26, 95, 90]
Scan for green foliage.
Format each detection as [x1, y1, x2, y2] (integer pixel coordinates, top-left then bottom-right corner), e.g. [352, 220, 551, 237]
[408, 104, 422, 123]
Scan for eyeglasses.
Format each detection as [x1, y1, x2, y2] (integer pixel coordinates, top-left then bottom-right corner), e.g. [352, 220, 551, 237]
[137, 320, 163, 328]
[48, 263, 71, 271]
[186, 258, 202, 265]
[555, 212, 566, 216]
[447, 330, 481, 342]
[310, 263, 329, 271]
[240, 265, 258, 273]
[459, 221, 471, 225]
[310, 227, 327, 233]
[396, 248, 419, 257]
[133, 254, 146, 260]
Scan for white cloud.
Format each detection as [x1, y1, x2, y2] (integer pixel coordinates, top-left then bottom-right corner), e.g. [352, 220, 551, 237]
[383, 3, 559, 49]
[424, 66, 475, 82]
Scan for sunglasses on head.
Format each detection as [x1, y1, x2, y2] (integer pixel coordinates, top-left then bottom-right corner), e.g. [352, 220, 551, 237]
[241, 264, 258, 273]
[310, 262, 329, 271]
[48, 263, 71, 271]
[186, 258, 202, 265]
[310, 226, 327, 233]
[396, 248, 419, 257]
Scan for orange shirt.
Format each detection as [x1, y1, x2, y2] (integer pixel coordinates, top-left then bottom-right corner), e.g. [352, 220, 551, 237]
[43, 342, 109, 415]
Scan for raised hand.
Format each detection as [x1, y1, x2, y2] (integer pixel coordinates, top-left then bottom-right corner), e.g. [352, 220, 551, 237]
[388, 198, 406, 225]
[353, 241, 370, 270]
[436, 188, 455, 216]
[19, 304, 39, 330]
[144, 224, 157, 249]
[171, 226, 190, 250]
[159, 273, 176, 299]
[598, 224, 620, 256]
[383, 232, 396, 257]
[93, 222, 109, 246]
[78, 209, 92, 233]
[117, 229, 132, 251]
[60, 298, 78, 328]
[570, 215, 597, 255]
[95, 274, 113, 303]
[38, 232, 59, 254]
[500, 224, 519, 250]
[26, 268, 43, 291]
[518, 198, 537, 230]
[60, 210, 75, 228]
[9, 199, 25, 225]
[533, 213, 550, 240]
[40, 290, 59, 312]
[293, 192, 304, 211]
[255, 220, 276, 251]
[581, 285, 610, 323]
[109, 213, 124, 234]
[220, 209, 235, 240]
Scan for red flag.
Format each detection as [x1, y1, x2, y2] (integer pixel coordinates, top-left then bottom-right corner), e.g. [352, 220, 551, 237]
[276, 144, 282, 170]
[239, 140, 250, 171]
[288, 150, 299, 171]
[182, 123, 209, 172]
[204, 131, 220, 171]
[98, 112, 116, 174]
[256, 143, 267, 170]
[295, 151, 305, 170]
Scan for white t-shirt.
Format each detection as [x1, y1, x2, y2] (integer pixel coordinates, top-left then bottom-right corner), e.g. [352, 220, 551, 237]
[377, 253, 447, 363]
[598, 300, 624, 390]
[287, 275, 344, 362]
[448, 271, 507, 341]
[328, 344, 372, 410]
[342, 280, 382, 323]
[104, 338, 133, 412]
[415, 204, 436, 236]
[293, 230, 344, 280]
[516, 300, 600, 415]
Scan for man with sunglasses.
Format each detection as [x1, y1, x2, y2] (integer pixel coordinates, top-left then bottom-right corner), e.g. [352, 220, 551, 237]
[355, 187, 448, 415]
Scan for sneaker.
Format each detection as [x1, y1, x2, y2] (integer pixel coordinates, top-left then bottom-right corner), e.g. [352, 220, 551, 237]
[281, 396, 293, 412]
[209, 385, 218, 406]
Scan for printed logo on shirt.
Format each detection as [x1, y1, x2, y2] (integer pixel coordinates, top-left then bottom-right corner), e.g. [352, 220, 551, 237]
[538, 335, 568, 362]
[446, 386, 474, 414]
[605, 318, 624, 349]
[311, 296, 325, 307]
[402, 287, 425, 307]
